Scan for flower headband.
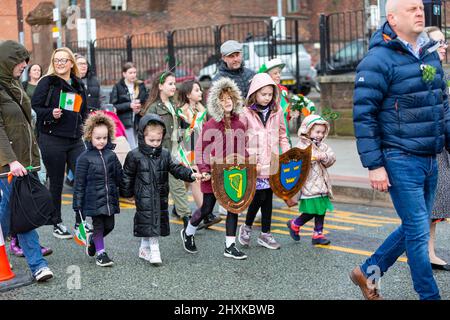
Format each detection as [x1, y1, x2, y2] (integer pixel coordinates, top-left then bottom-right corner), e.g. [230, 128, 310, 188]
[159, 56, 181, 84]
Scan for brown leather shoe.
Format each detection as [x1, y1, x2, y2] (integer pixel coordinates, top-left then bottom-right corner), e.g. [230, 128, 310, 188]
[349, 266, 383, 300]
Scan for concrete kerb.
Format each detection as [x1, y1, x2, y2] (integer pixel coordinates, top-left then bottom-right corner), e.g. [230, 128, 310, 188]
[332, 184, 393, 208]
[0, 271, 34, 293]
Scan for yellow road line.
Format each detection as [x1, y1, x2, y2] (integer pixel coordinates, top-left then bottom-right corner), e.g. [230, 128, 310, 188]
[328, 213, 395, 225]
[170, 220, 317, 236]
[272, 209, 383, 227]
[301, 221, 353, 231]
[333, 210, 400, 223]
[324, 217, 383, 227]
[119, 203, 135, 209]
[314, 244, 408, 263]
[65, 193, 407, 262]
[275, 203, 400, 223]
[65, 196, 381, 227]
[274, 208, 393, 225]
[170, 220, 406, 261]
[268, 215, 347, 231]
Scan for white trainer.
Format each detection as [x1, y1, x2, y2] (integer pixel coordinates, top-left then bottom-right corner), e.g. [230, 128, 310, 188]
[149, 244, 162, 265]
[138, 246, 151, 261]
[34, 267, 54, 282]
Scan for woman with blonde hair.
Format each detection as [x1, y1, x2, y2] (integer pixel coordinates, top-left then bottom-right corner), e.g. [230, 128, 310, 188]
[32, 47, 89, 240]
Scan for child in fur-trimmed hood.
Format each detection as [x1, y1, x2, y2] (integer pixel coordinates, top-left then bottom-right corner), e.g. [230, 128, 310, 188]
[286, 114, 336, 245]
[73, 112, 123, 267]
[181, 77, 249, 260]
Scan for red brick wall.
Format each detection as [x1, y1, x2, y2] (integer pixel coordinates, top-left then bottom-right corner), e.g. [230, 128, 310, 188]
[0, 0, 44, 51]
[0, 0, 384, 75]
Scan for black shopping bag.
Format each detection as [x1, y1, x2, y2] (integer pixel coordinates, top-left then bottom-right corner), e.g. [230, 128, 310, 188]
[10, 173, 56, 234]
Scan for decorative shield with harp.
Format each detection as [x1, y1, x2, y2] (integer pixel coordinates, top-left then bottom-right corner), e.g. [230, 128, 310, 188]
[269, 145, 312, 201]
[211, 153, 257, 214]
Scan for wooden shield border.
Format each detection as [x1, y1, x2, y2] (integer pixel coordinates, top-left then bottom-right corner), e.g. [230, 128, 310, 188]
[211, 153, 257, 214]
[269, 145, 312, 201]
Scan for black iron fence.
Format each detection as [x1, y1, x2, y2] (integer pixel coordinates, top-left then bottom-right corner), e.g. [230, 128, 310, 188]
[319, 1, 450, 75]
[319, 9, 368, 75]
[67, 18, 316, 95]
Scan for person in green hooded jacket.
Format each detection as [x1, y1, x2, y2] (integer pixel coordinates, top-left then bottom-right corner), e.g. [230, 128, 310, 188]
[0, 40, 54, 282]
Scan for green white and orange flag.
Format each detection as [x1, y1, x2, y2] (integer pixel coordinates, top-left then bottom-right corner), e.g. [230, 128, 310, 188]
[59, 91, 82, 112]
[177, 144, 194, 171]
[73, 211, 87, 247]
[183, 111, 207, 142]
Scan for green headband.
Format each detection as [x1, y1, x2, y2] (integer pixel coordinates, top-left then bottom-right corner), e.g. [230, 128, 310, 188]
[306, 117, 327, 128]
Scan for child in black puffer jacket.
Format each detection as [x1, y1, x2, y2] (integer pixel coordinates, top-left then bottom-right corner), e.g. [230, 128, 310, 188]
[73, 112, 123, 267]
[120, 114, 202, 266]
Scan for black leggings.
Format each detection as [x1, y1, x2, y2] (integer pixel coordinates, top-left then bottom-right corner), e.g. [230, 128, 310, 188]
[38, 133, 85, 225]
[191, 193, 238, 236]
[92, 215, 115, 238]
[245, 188, 273, 233]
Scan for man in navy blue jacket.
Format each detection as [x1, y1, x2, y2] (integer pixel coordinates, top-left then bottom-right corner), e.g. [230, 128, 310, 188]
[351, 0, 450, 300]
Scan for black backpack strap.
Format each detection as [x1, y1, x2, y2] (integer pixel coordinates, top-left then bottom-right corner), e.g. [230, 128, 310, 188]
[44, 85, 55, 108]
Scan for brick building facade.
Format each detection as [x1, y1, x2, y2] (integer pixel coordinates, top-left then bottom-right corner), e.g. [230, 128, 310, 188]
[73, 0, 370, 44]
[1, 0, 370, 51]
[1, 0, 376, 82]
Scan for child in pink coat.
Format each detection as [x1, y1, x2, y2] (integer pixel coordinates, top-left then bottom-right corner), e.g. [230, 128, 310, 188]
[100, 110, 131, 166]
[238, 73, 290, 250]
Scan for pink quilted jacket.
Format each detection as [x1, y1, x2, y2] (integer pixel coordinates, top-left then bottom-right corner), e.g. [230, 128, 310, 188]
[240, 105, 290, 179]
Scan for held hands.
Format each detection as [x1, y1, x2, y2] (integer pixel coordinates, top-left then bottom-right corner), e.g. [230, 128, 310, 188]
[53, 108, 62, 119]
[191, 172, 203, 181]
[9, 161, 27, 177]
[369, 167, 391, 193]
[201, 172, 211, 182]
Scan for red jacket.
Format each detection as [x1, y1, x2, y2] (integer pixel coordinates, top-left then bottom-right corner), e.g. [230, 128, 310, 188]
[195, 115, 247, 193]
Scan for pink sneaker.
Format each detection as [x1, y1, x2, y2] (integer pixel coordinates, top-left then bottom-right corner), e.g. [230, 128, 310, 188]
[41, 246, 53, 256]
[9, 236, 24, 257]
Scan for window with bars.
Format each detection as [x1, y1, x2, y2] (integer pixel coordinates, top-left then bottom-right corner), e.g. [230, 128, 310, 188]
[111, 0, 126, 11]
[287, 0, 299, 13]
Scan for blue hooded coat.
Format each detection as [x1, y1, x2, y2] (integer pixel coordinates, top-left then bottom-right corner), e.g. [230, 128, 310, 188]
[353, 22, 450, 170]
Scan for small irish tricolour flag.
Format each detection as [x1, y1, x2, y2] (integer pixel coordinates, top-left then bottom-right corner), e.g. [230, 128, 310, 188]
[59, 91, 82, 112]
[73, 210, 88, 247]
[178, 144, 194, 172]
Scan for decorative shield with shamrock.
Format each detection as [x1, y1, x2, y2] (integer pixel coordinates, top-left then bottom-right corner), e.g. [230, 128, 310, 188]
[211, 154, 257, 214]
[269, 146, 312, 201]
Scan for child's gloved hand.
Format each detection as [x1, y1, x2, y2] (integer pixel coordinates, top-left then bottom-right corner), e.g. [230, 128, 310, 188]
[316, 152, 327, 161]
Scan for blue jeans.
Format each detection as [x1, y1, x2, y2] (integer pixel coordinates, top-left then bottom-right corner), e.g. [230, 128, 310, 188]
[0, 176, 48, 276]
[360, 148, 440, 300]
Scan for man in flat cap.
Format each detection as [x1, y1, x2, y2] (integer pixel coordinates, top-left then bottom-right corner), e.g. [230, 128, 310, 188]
[212, 40, 255, 98]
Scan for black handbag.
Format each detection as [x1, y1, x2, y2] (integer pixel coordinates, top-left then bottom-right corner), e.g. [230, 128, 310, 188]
[10, 173, 55, 234]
